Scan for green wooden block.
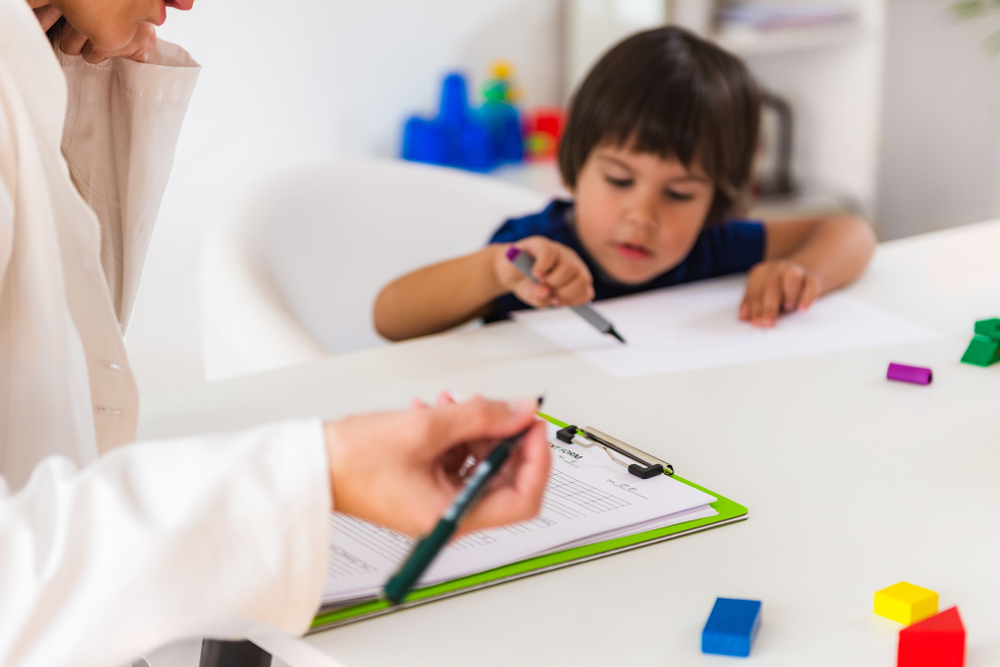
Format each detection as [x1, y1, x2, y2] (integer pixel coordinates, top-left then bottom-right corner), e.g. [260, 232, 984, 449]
[961, 335, 1000, 367]
[974, 318, 1000, 341]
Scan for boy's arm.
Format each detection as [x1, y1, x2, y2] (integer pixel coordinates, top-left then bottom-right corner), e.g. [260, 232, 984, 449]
[374, 237, 595, 342]
[741, 215, 876, 327]
[374, 246, 507, 342]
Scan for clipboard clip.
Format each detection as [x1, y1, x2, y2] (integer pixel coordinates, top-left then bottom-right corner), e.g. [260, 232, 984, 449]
[556, 425, 674, 479]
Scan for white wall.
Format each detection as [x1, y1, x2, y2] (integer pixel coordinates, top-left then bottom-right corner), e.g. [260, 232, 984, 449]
[876, 0, 1000, 240]
[126, 0, 561, 394]
[563, 0, 666, 100]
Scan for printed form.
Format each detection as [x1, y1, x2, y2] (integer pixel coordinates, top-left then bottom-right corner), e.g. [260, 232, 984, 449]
[322, 423, 716, 605]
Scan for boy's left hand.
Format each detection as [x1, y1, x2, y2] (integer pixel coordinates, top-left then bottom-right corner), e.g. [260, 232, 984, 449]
[740, 259, 821, 327]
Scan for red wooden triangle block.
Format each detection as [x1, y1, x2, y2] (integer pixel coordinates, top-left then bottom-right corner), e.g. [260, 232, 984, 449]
[898, 606, 965, 667]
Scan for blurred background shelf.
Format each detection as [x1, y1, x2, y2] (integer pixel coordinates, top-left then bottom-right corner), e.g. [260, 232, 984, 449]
[715, 21, 864, 55]
[713, 0, 865, 55]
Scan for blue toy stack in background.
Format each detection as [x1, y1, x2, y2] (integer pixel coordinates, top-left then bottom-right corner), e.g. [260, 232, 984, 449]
[401, 63, 524, 172]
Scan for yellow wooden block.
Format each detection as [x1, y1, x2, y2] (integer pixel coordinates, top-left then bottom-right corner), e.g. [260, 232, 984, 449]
[874, 582, 939, 625]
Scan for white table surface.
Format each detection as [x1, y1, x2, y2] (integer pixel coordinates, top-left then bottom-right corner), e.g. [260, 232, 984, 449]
[140, 220, 1000, 666]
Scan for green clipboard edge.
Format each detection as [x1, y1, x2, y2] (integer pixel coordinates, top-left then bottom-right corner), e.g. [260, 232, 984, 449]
[309, 412, 748, 633]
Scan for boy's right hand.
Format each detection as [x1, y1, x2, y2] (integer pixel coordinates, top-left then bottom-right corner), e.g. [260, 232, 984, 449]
[492, 237, 595, 308]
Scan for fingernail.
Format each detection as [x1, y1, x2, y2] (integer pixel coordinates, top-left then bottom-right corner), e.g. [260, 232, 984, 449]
[508, 398, 539, 415]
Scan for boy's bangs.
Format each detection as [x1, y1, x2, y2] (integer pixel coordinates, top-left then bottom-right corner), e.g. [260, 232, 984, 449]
[609, 78, 719, 182]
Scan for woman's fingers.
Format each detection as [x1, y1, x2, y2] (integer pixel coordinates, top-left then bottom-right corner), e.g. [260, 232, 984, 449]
[33, 5, 63, 31]
[325, 396, 547, 537]
[459, 420, 551, 534]
[76, 23, 160, 65]
[416, 397, 539, 463]
[58, 21, 88, 56]
[436, 391, 458, 406]
[30, 9, 163, 66]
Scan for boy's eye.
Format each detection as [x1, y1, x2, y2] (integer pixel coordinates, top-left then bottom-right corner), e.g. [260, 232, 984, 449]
[664, 189, 695, 202]
[605, 175, 633, 188]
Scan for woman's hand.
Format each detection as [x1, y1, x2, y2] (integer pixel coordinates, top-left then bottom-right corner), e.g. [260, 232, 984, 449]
[739, 259, 821, 328]
[324, 396, 551, 538]
[493, 237, 595, 308]
[34, 6, 160, 65]
[33, 5, 63, 31]
[58, 21, 160, 65]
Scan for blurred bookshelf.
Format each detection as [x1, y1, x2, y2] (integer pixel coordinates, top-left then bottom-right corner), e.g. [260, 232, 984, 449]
[716, 19, 864, 56]
[712, 1, 864, 55]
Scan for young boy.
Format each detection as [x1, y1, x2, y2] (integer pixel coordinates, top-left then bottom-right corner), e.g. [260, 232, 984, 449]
[374, 27, 876, 342]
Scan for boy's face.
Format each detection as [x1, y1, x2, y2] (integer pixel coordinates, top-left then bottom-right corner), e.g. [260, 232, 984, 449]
[571, 144, 715, 285]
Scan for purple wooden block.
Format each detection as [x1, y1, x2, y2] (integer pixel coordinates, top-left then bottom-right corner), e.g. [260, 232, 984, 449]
[887, 362, 932, 385]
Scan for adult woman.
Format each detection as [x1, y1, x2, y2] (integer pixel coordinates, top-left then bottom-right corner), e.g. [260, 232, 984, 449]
[0, 2, 552, 666]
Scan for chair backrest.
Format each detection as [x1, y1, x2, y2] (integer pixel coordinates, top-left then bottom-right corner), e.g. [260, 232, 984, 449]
[201, 160, 550, 380]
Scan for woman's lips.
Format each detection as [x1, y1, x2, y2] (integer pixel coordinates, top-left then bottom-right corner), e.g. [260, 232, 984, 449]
[615, 242, 652, 261]
[159, 0, 193, 26]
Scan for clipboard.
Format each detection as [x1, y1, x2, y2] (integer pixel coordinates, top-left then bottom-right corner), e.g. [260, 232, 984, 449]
[309, 413, 748, 633]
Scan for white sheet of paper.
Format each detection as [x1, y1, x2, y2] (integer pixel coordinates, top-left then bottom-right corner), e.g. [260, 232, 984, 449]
[513, 277, 941, 378]
[321, 424, 716, 605]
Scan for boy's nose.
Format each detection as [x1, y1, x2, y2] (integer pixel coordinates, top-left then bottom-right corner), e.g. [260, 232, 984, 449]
[623, 197, 658, 230]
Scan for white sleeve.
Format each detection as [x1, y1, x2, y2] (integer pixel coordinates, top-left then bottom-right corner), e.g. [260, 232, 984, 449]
[0, 419, 331, 667]
[58, 39, 200, 331]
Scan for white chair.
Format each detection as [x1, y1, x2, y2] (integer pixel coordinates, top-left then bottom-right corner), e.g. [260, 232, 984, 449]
[200, 159, 550, 381]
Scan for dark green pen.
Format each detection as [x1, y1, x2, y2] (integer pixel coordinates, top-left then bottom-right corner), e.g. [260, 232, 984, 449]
[383, 402, 541, 605]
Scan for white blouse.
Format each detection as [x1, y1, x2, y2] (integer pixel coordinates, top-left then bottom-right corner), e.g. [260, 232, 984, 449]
[0, 2, 330, 665]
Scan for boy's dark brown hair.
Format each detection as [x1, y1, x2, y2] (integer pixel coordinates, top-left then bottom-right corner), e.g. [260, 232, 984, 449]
[558, 26, 761, 225]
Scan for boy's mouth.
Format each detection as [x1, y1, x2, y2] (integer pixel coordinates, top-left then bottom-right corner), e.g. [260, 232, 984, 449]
[615, 242, 652, 261]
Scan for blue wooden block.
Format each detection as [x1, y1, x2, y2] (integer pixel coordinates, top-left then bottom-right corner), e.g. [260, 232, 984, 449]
[702, 598, 762, 658]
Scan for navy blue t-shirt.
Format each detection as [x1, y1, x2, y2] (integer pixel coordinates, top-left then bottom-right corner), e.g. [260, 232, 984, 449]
[486, 199, 766, 321]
